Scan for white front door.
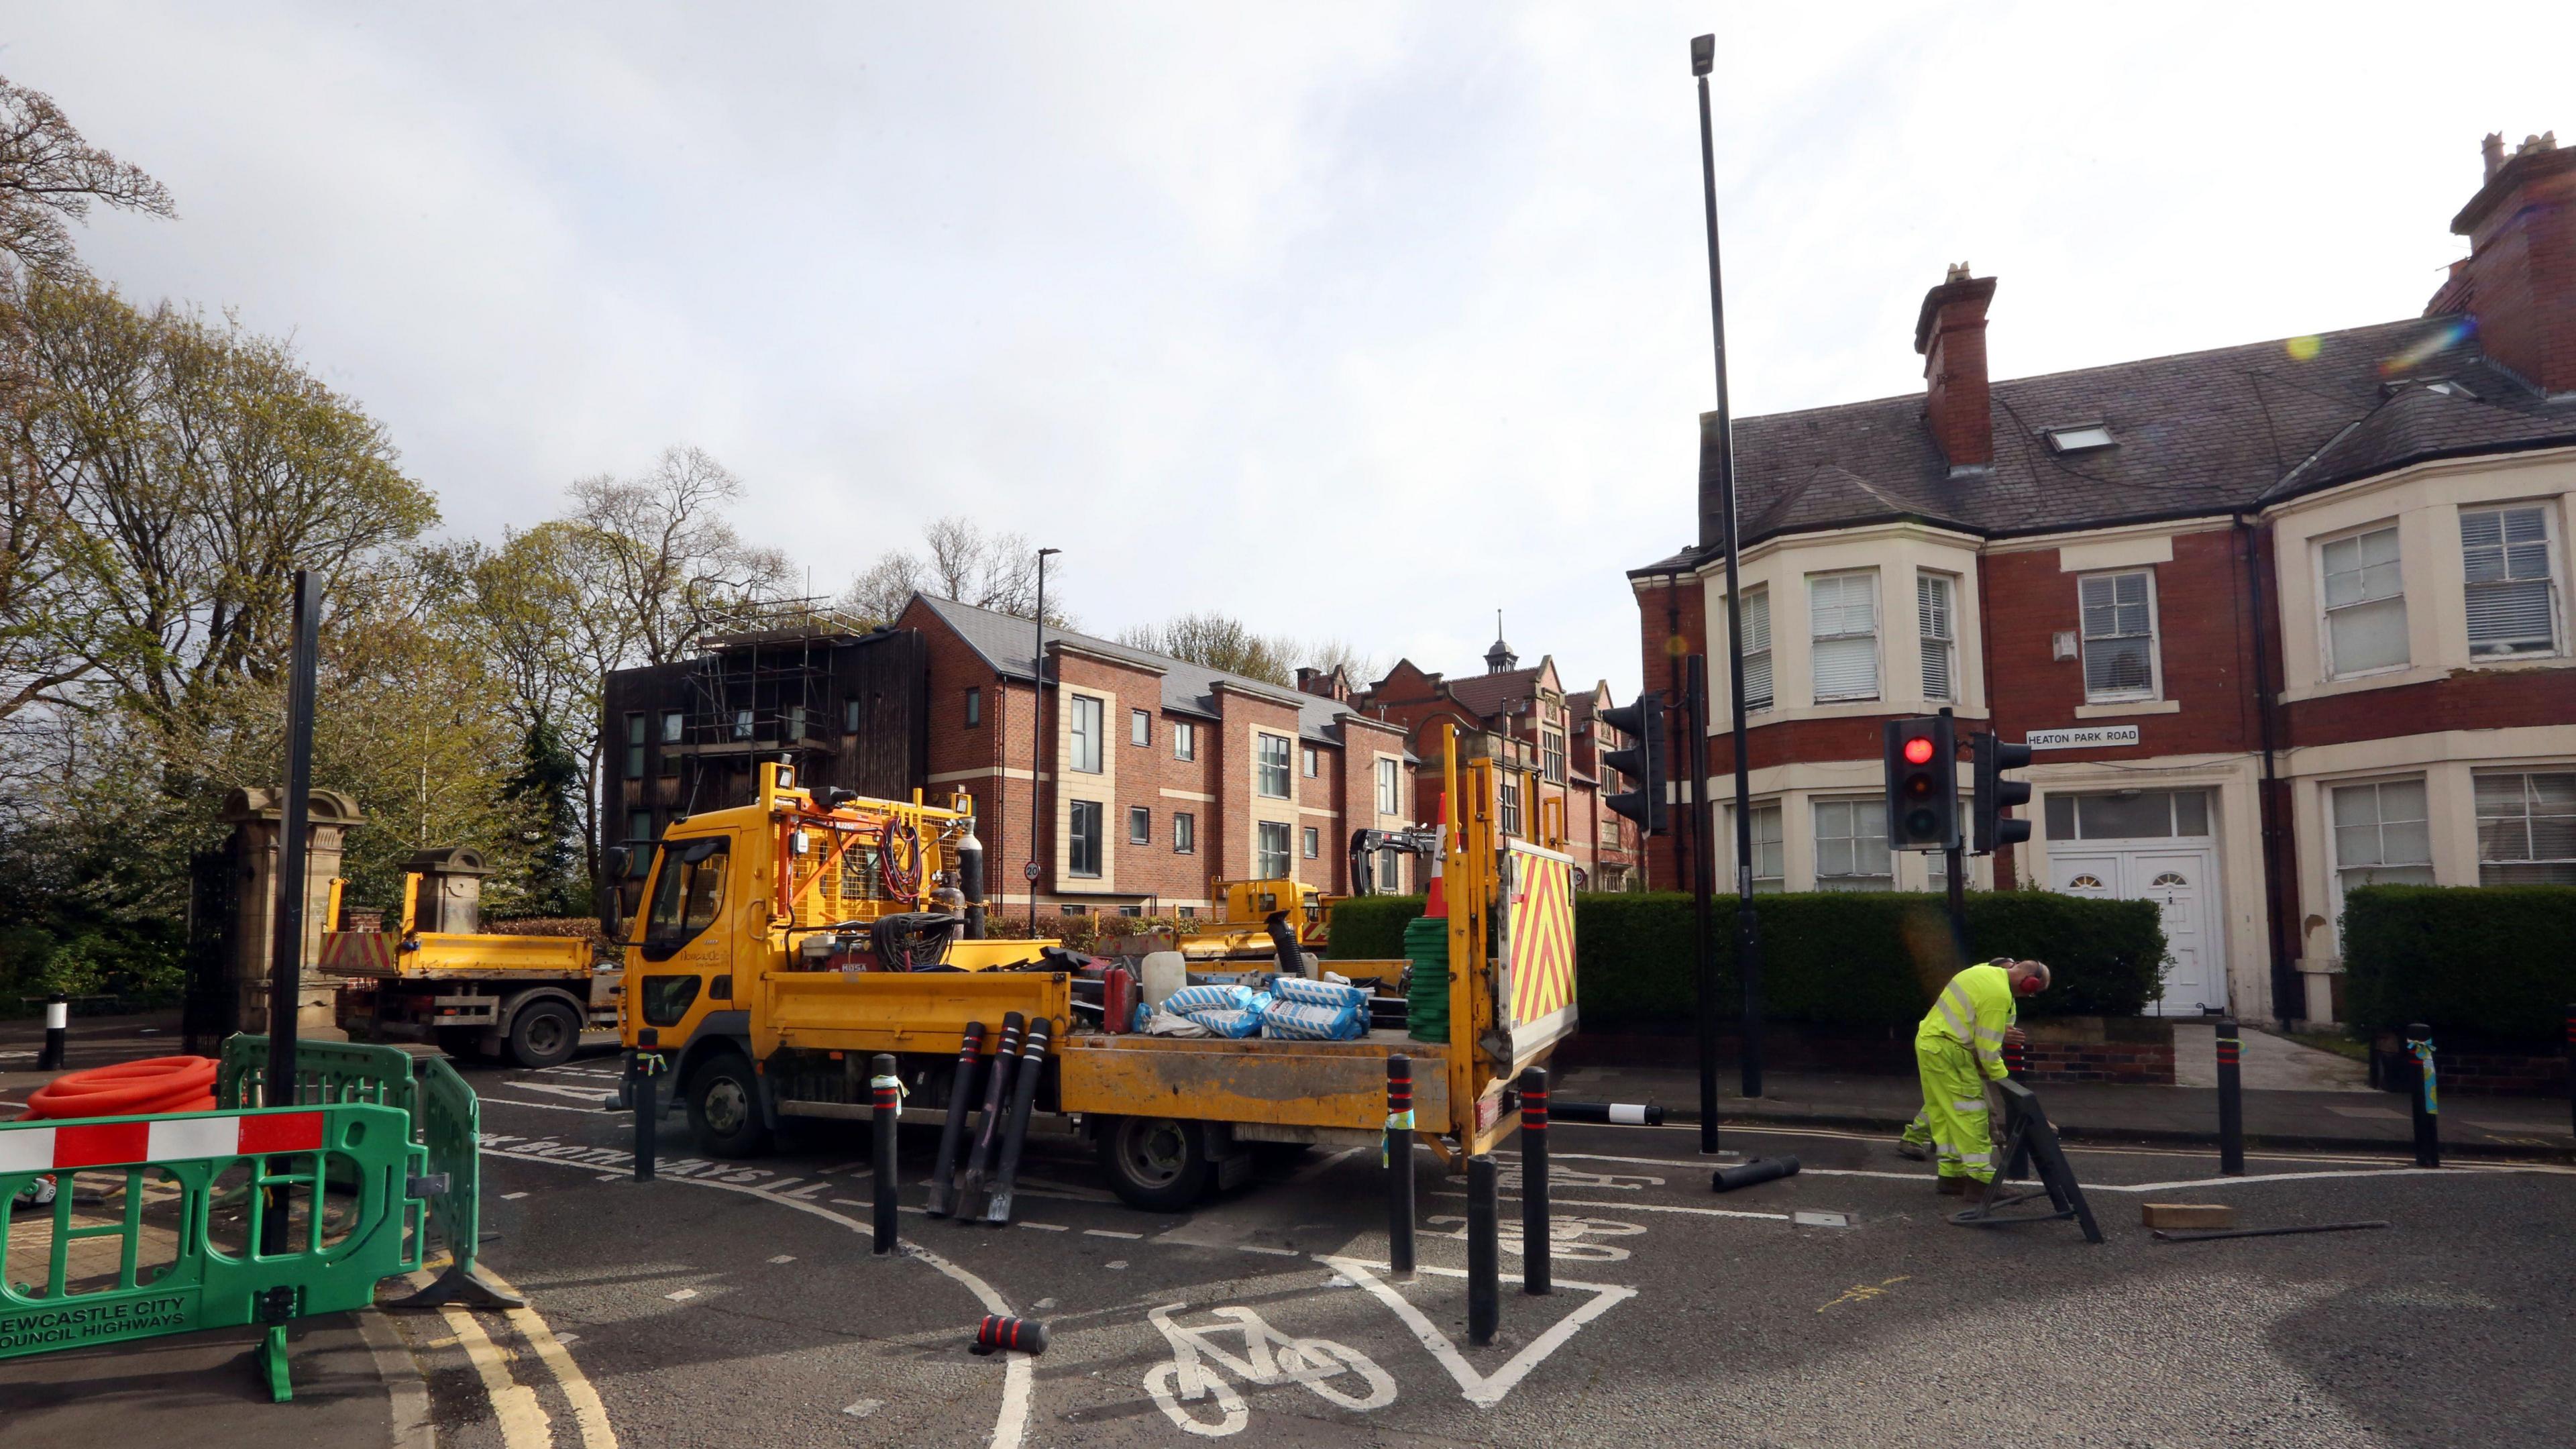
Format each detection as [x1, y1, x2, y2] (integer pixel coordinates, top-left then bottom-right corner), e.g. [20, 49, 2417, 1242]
[2048, 847, 2222, 1016]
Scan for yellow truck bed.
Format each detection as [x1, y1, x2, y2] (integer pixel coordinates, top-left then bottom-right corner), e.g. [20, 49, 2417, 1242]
[321, 930, 592, 979]
[1059, 1031, 1446, 1134]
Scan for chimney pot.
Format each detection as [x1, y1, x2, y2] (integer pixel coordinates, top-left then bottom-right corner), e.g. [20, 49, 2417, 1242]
[2483, 131, 2506, 179]
[2440, 125, 2576, 393]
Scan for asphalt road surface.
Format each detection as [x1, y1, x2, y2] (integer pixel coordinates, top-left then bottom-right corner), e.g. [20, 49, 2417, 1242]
[392, 1050, 2576, 1449]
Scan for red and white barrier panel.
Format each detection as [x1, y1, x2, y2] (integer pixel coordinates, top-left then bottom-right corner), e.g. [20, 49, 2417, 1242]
[0, 1111, 325, 1173]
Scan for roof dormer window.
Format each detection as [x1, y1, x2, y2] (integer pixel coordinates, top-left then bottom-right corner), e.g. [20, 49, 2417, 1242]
[2045, 423, 2116, 454]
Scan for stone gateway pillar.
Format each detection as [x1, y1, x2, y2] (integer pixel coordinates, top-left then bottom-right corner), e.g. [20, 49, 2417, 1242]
[218, 786, 365, 1038]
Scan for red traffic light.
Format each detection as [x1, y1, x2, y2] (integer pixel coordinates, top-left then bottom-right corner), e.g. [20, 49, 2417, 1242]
[1902, 737, 1935, 765]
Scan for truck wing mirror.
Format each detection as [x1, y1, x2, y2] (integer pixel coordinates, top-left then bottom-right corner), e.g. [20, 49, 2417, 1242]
[605, 845, 632, 879]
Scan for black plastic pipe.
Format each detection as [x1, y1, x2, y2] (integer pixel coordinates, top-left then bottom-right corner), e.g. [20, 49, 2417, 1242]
[1710, 1155, 1801, 1192]
[957, 1013, 1024, 1211]
[1519, 1066, 1551, 1297]
[926, 1020, 985, 1218]
[983, 1017, 1053, 1224]
[1467, 1155, 1499, 1346]
[871, 1053, 900, 1253]
[1548, 1100, 1664, 1126]
[630, 1030, 661, 1182]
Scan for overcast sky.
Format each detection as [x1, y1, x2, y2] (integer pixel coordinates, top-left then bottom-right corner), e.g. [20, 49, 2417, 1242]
[11, 3, 2573, 698]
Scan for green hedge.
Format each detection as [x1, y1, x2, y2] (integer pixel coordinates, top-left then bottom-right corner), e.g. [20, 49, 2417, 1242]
[2343, 884, 2576, 1041]
[1331, 890, 2166, 1030]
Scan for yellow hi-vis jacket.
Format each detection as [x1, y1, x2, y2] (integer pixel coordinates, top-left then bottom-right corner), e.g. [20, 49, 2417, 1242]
[1919, 961, 2016, 1082]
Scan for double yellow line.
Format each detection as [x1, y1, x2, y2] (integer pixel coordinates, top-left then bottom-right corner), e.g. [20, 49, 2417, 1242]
[399, 1265, 616, 1449]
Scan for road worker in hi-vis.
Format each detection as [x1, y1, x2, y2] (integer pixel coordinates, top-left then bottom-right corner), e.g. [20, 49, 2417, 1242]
[1896, 958, 2051, 1193]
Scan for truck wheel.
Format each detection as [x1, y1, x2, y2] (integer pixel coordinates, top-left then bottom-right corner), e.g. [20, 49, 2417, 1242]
[687, 1053, 771, 1158]
[1096, 1116, 1213, 1211]
[435, 1027, 484, 1061]
[506, 1000, 582, 1070]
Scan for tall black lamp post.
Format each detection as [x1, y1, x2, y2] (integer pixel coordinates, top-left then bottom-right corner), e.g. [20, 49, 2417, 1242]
[1693, 33, 1766, 1101]
[1028, 547, 1059, 934]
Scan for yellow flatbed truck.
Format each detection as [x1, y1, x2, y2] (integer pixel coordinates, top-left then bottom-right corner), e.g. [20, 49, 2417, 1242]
[326, 847, 619, 1069]
[623, 738, 1575, 1210]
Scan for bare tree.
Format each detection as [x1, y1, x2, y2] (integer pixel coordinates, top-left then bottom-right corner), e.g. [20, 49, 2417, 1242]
[839, 514, 1065, 626]
[1302, 638, 1382, 689]
[0, 77, 174, 282]
[561, 445, 793, 665]
[1121, 612, 1297, 686]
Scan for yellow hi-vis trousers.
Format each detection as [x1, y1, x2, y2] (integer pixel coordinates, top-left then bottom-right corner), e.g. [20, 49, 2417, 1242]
[1913, 1032, 1995, 1183]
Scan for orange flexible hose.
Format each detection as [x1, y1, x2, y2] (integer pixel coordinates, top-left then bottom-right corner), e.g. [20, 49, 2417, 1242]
[21, 1055, 219, 1121]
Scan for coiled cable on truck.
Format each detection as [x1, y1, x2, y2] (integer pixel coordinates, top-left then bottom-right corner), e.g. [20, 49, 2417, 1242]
[879, 817, 924, 899]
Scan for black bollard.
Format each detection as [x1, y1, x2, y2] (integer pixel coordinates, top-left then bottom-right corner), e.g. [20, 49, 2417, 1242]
[2002, 1034, 2026, 1080]
[970, 1315, 1051, 1356]
[1466, 1155, 1499, 1346]
[1385, 1055, 1415, 1281]
[871, 1053, 901, 1253]
[2214, 1016, 2245, 1177]
[957, 1013, 1024, 1213]
[630, 1030, 662, 1182]
[36, 991, 66, 1071]
[983, 1018, 1053, 1225]
[1519, 1066, 1551, 1297]
[926, 1022, 986, 1218]
[2407, 1023, 2439, 1169]
[1710, 1155, 1801, 1192]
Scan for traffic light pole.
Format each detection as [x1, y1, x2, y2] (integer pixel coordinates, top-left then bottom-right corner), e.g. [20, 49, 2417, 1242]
[1696, 33, 1764, 1106]
[1942, 706, 1968, 961]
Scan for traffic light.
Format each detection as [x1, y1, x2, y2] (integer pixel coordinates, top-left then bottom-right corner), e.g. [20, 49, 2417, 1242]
[1600, 691, 1667, 836]
[1882, 715, 1959, 851]
[1973, 732, 2035, 855]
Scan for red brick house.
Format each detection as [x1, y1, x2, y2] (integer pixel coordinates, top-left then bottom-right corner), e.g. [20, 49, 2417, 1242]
[1345, 633, 1646, 892]
[896, 594, 1417, 918]
[1633, 132, 2576, 1024]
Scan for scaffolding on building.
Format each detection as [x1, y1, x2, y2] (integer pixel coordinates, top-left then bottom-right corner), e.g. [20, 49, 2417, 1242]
[678, 596, 869, 818]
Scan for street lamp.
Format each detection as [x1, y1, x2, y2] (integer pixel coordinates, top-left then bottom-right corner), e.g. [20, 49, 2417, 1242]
[1030, 547, 1060, 934]
[1693, 33, 1768, 1127]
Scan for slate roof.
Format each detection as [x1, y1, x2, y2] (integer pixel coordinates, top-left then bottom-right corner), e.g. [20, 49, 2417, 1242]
[1441, 666, 1541, 721]
[912, 594, 1371, 747]
[1633, 313, 2576, 573]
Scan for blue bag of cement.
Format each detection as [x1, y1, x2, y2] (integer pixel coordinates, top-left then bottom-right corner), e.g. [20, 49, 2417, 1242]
[1262, 999, 1366, 1041]
[1164, 983, 1253, 1016]
[1185, 1006, 1265, 1038]
[1272, 977, 1366, 1010]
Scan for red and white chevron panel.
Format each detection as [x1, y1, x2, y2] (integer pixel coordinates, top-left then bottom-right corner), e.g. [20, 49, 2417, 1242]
[0, 1111, 325, 1174]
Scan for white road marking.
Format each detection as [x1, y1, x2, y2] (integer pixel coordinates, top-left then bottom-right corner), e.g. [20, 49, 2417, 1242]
[1084, 1228, 1142, 1240]
[844, 1399, 884, 1418]
[1106, 1260, 1129, 1269]
[1233, 1245, 1301, 1256]
[665, 1287, 700, 1301]
[501, 1191, 530, 1200]
[769, 1254, 797, 1263]
[1324, 1256, 1635, 1409]
[1019, 1222, 1069, 1232]
[483, 1096, 614, 1115]
[1430, 1189, 1788, 1222]
[484, 1141, 1034, 1449]
[438, 1300, 552, 1449]
[506, 1080, 629, 1104]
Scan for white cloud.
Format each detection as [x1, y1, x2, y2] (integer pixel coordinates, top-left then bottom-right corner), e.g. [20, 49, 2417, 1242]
[9, 0, 2571, 701]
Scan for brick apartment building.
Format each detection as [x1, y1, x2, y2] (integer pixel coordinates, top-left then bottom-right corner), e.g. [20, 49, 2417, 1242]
[1633, 131, 2576, 1025]
[896, 595, 1419, 917]
[1344, 631, 1646, 892]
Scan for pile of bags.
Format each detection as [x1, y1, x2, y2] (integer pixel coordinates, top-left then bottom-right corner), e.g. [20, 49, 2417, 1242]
[1146, 976, 1371, 1042]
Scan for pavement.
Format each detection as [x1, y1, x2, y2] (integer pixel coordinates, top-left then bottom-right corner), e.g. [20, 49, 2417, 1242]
[7, 1017, 2576, 1446]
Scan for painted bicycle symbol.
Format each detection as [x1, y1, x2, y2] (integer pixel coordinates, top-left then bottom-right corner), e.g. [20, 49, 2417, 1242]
[1143, 1301, 1398, 1437]
[1425, 1213, 1647, 1263]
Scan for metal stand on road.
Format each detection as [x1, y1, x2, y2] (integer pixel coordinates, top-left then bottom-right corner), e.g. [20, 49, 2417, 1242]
[871, 1053, 901, 1254]
[36, 991, 66, 1071]
[1466, 1155, 1499, 1345]
[926, 1021, 986, 1218]
[2215, 1016, 2245, 1177]
[630, 1029, 665, 1182]
[1951, 1081, 2101, 1244]
[1519, 1067, 1551, 1297]
[2407, 1024, 2440, 1169]
[1385, 1055, 1415, 1281]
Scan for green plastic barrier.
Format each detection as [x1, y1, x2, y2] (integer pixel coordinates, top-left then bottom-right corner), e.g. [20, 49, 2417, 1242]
[0, 1102, 424, 1400]
[215, 1035, 518, 1310]
[218, 1034, 419, 1114]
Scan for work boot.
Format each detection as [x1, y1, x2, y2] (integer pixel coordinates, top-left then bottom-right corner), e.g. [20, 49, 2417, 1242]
[1894, 1138, 1930, 1162]
[1936, 1175, 1967, 1195]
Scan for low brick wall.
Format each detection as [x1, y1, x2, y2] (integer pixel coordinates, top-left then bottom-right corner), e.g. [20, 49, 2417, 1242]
[1555, 1016, 2174, 1085]
[2369, 1036, 2571, 1097]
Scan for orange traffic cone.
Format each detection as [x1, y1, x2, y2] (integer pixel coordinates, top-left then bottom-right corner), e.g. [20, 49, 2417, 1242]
[1422, 793, 1448, 919]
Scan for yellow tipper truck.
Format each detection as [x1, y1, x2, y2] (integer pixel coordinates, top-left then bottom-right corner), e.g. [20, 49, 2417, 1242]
[623, 733, 1577, 1210]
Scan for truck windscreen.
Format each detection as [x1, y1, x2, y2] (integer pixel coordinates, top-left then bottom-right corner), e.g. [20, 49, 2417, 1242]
[644, 837, 727, 953]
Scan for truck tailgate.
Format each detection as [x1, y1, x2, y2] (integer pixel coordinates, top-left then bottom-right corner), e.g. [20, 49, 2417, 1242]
[1058, 1030, 1449, 1133]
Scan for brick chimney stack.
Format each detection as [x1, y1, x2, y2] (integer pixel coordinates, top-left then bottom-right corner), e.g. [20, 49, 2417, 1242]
[2432, 129, 2576, 394]
[1914, 264, 1998, 472]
